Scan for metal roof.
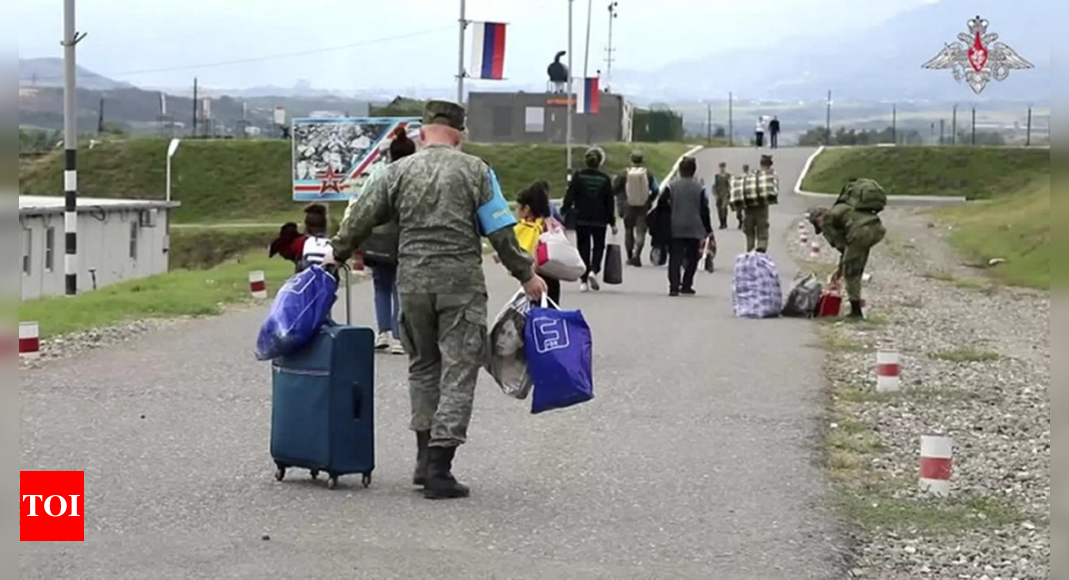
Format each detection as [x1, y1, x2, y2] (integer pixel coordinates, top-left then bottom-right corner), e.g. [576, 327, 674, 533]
[18, 196, 181, 217]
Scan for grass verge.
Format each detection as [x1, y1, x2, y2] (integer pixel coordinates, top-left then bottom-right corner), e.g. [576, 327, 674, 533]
[934, 177, 1051, 290]
[929, 347, 1001, 363]
[800, 146, 1050, 200]
[17, 252, 294, 339]
[19, 140, 694, 224]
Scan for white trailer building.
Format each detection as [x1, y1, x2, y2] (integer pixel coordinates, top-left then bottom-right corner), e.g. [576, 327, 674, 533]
[18, 196, 180, 300]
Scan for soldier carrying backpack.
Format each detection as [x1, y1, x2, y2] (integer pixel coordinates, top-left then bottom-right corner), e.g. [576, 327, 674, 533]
[807, 178, 888, 319]
[615, 151, 658, 267]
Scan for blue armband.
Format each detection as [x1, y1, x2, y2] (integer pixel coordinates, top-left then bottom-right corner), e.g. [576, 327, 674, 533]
[477, 169, 518, 236]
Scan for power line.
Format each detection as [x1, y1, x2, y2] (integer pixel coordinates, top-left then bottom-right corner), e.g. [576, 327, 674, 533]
[29, 26, 454, 83]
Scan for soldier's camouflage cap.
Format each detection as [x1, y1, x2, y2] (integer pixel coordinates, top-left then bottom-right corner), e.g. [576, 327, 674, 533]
[423, 100, 466, 131]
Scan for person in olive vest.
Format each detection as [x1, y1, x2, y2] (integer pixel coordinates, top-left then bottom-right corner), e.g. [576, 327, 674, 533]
[808, 178, 888, 319]
[712, 162, 733, 230]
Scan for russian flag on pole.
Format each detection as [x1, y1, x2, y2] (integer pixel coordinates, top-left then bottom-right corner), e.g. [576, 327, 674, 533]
[470, 22, 507, 80]
[575, 77, 600, 114]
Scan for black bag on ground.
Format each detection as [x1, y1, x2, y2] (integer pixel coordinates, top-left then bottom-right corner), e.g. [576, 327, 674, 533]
[603, 240, 624, 285]
[782, 272, 824, 318]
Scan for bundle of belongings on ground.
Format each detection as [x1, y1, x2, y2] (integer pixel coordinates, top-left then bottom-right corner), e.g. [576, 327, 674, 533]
[255, 265, 338, 360]
[729, 166, 779, 212]
[487, 292, 594, 414]
[781, 272, 824, 318]
[732, 252, 783, 319]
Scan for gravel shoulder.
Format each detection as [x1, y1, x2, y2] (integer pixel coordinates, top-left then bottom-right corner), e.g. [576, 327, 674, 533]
[788, 207, 1051, 580]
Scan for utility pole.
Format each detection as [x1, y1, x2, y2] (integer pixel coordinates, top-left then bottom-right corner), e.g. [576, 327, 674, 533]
[62, 0, 85, 296]
[566, 0, 575, 173]
[706, 102, 712, 145]
[970, 107, 979, 147]
[940, 119, 945, 145]
[192, 77, 199, 137]
[604, 2, 618, 93]
[825, 90, 833, 146]
[892, 104, 897, 145]
[1026, 104, 1032, 147]
[456, 0, 467, 104]
[98, 97, 105, 134]
[728, 92, 734, 147]
[582, 0, 593, 144]
[951, 104, 957, 145]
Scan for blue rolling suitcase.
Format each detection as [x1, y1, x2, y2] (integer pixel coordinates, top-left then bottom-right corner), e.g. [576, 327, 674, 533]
[270, 267, 376, 489]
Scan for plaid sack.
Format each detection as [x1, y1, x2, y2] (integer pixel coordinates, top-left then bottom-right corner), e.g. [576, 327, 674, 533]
[732, 253, 783, 319]
[729, 172, 780, 210]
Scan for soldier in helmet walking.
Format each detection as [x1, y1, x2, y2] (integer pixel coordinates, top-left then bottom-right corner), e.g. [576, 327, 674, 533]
[327, 101, 547, 500]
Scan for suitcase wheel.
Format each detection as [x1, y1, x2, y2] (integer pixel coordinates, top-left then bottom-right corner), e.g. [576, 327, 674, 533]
[310, 469, 320, 481]
[327, 475, 339, 490]
[362, 473, 372, 488]
[274, 466, 286, 482]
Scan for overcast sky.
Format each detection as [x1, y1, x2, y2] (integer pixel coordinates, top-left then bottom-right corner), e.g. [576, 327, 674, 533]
[19, 0, 941, 91]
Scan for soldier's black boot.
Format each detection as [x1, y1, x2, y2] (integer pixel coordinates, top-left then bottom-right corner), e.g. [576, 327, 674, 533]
[412, 431, 431, 486]
[848, 300, 864, 319]
[423, 446, 470, 500]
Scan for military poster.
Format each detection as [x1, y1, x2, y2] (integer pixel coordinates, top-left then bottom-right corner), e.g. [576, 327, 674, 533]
[291, 117, 421, 202]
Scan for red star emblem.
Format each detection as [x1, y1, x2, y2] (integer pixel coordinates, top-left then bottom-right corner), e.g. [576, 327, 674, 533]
[316, 166, 345, 195]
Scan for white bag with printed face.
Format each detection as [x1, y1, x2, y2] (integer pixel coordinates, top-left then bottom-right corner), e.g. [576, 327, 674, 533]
[486, 290, 534, 400]
[535, 223, 586, 282]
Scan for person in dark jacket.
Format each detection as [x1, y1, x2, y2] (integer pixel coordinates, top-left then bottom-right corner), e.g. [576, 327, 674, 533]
[562, 147, 618, 292]
[769, 116, 782, 149]
[656, 156, 713, 296]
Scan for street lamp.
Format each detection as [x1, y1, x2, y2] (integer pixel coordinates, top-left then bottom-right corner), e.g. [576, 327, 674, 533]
[166, 138, 181, 203]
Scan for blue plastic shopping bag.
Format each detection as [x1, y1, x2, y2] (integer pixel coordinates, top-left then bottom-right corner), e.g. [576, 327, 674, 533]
[525, 297, 594, 414]
[255, 266, 338, 361]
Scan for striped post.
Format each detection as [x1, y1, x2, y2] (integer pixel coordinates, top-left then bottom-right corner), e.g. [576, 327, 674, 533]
[19, 322, 41, 359]
[876, 350, 901, 393]
[919, 435, 953, 497]
[800, 233, 810, 245]
[62, 0, 80, 296]
[248, 271, 268, 300]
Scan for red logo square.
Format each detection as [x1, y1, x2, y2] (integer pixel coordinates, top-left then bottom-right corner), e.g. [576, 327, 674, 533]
[20, 471, 85, 542]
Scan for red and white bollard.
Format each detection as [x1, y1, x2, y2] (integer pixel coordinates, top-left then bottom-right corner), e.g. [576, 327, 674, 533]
[19, 322, 41, 359]
[809, 242, 821, 260]
[920, 435, 953, 497]
[876, 350, 901, 393]
[800, 233, 810, 245]
[248, 271, 268, 300]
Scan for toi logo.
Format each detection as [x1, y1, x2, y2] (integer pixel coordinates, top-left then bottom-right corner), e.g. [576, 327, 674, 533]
[20, 471, 85, 542]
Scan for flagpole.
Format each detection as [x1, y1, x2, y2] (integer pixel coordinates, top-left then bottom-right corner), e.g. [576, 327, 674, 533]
[582, 0, 593, 144]
[567, 0, 574, 173]
[457, 0, 467, 103]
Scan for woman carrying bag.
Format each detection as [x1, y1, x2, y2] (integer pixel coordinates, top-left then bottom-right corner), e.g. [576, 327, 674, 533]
[513, 181, 563, 305]
[561, 147, 618, 293]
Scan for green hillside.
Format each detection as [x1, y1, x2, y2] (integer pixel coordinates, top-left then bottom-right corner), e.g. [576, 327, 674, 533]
[801, 147, 1050, 200]
[19, 139, 692, 224]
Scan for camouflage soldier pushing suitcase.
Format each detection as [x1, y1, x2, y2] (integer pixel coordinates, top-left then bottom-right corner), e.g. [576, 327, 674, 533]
[327, 100, 547, 500]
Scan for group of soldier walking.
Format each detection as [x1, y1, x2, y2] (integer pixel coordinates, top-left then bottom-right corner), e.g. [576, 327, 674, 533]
[322, 99, 884, 501]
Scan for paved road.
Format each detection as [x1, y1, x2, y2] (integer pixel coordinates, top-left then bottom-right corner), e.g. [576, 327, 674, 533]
[20, 147, 844, 579]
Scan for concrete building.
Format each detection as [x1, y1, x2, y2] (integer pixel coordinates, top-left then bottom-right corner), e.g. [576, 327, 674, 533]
[467, 91, 632, 144]
[18, 196, 180, 300]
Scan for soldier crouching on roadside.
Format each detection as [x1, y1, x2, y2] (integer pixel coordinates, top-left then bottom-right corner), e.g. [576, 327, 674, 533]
[808, 178, 888, 319]
[326, 100, 547, 500]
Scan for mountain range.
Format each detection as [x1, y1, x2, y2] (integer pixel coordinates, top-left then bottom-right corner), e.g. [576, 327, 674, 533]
[611, 0, 1049, 102]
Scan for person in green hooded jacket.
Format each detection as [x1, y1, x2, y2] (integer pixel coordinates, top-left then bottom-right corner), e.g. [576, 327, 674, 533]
[808, 178, 888, 319]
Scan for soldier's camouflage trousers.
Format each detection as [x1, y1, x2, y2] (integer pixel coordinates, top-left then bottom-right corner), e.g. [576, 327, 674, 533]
[743, 205, 770, 253]
[399, 292, 488, 448]
[842, 243, 872, 302]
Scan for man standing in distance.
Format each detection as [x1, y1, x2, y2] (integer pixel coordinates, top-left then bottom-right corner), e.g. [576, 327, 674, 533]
[327, 101, 547, 500]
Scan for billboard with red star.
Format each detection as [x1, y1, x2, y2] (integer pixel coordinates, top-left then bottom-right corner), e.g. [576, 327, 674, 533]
[292, 117, 421, 202]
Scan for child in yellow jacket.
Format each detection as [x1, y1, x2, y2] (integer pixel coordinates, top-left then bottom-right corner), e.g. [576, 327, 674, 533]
[513, 181, 562, 305]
